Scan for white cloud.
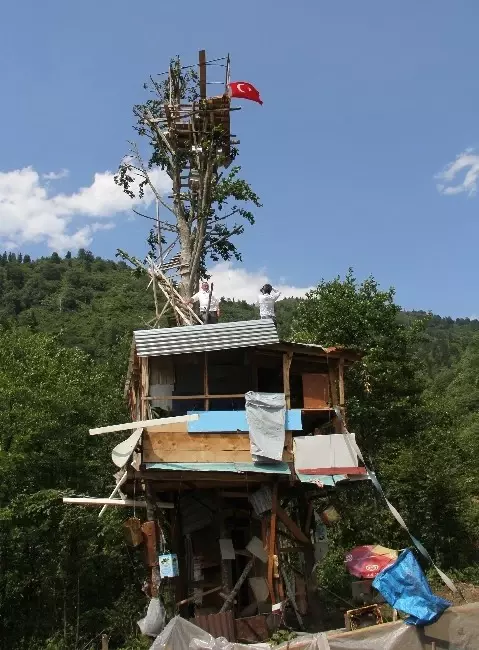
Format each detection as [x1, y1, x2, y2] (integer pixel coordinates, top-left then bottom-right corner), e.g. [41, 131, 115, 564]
[43, 169, 69, 181]
[0, 165, 171, 252]
[209, 261, 312, 303]
[436, 149, 479, 196]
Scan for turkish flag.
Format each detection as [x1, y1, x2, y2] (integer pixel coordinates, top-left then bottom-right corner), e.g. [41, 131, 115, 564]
[228, 81, 263, 105]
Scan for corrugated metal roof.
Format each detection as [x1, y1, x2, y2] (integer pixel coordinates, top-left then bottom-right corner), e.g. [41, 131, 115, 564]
[134, 319, 279, 357]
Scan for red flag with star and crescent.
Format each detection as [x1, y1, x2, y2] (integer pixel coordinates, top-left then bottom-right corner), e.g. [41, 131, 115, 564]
[228, 81, 263, 105]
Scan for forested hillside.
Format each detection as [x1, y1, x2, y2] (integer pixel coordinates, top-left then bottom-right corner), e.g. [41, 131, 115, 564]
[1, 252, 479, 649]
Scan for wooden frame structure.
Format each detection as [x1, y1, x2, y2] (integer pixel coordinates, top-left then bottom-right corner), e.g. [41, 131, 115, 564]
[114, 330, 364, 637]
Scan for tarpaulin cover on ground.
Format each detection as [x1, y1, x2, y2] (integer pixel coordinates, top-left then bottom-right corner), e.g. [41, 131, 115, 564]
[148, 603, 479, 650]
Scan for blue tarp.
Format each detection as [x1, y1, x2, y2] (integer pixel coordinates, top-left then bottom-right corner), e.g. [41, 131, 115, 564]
[187, 409, 302, 432]
[372, 548, 451, 626]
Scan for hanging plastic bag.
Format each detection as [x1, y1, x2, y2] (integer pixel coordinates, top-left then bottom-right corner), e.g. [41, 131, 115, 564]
[137, 597, 166, 637]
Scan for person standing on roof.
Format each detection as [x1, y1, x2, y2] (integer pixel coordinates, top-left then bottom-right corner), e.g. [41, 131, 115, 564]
[258, 284, 281, 326]
[188, 281, 220, 324]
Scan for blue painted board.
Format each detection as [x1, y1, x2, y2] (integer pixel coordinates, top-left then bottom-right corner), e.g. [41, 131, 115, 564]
[187, 409, 302, 432]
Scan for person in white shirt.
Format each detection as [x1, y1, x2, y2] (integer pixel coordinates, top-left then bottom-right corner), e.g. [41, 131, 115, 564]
[188, 281, 220, 324]
[258, 284, 281, 325]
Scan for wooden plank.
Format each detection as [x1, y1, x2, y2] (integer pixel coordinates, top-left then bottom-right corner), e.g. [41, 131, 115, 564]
[296, 466, 367, 476]
[199, 49, 207, 99]
[177, 586, 222, 607]
[63, 497, 147, 508]
[302, 373, 330, 409]
[267, 483, 278, 603]
[204, 351, 209, 411]
[338, 357, 345, 406]
[146, 422, 188, 434]
[220, 556, 255, 612]
[276, 505, 311, 546]
[145, 430, 293, 453]
[142, 449, 259, 463]
[283, 352, 293, 409]
[144, 431, 251, 451]
[89, 414, 199, 436]
[142, 393, 246, 401]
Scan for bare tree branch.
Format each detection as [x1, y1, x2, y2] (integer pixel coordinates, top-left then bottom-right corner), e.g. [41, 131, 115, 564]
[128, 141, 176, 216]
[132, 208, 178, 232]
[204, 225, 244, 253]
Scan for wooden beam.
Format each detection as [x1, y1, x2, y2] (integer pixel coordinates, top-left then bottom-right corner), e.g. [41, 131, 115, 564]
[145, 431, 293, 452]
[176, 585, 222, 607]
[89, 414, 199, 436]
[98, 470, 128, 518]
[142, 448, 255, 463]
[267, 482, 278, 603]
[283, 351, 293, 409]
[142, 393, 245, 401]
[199, 49, 207, 99]
[63, 497, 169, 508]
[220, 556, 255, 612]
[144, 431, 252, 451]
[204, 351, 209, 411]
[276, 505, 312, 546]
[338, 357, 345, 406]
[296, 467, 366, 476]
[304, 501, 314, 536]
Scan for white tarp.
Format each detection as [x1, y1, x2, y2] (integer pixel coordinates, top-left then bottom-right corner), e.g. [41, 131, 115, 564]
[147, 603, 479, 650]
[293, 434, 358, 472]
[245, 392, 286, 462]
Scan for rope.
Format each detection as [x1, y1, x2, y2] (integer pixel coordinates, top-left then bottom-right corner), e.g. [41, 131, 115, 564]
[334, 407, 460, 596]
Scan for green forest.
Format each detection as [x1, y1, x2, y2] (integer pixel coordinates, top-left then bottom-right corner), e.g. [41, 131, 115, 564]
[1, 251, 479, 649]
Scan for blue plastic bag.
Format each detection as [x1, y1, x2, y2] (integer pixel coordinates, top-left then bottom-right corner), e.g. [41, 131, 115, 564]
[372, 548, 451, 625]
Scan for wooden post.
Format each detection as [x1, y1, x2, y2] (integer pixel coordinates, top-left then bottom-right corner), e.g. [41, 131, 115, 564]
[267, 482, 278, 603]
[140, 357, 150, 420]
[328, 359, 343, 433]
[220, 557, 254, 612]
[338, 356, 347, 432]
[338, 357, 345, 406]
[204, 351, 209, 411]
[282, 352, 293, 408]
[199, 50, 207, 99]
[101, 634, 109, 650]
[144, 482, 161, 597]
[218, 496, 232, 596]
[251, 350, 258, 391]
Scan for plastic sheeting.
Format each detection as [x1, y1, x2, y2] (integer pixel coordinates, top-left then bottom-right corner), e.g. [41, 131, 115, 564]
[146, 605, 479, 650]
[150, 616, 213, 650]
[244, 392, 286, 462]
[372, 549, 451, 625]
[137, 597, 166, 637]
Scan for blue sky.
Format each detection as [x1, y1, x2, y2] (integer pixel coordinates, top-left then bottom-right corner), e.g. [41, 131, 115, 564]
[1, 1, 479, 316]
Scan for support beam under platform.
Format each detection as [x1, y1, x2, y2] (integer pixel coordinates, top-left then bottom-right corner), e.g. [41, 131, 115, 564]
[62, 497, 174, 508]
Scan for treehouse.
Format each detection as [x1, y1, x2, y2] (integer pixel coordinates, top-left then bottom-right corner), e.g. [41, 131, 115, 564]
[113, 319, 367, 640]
